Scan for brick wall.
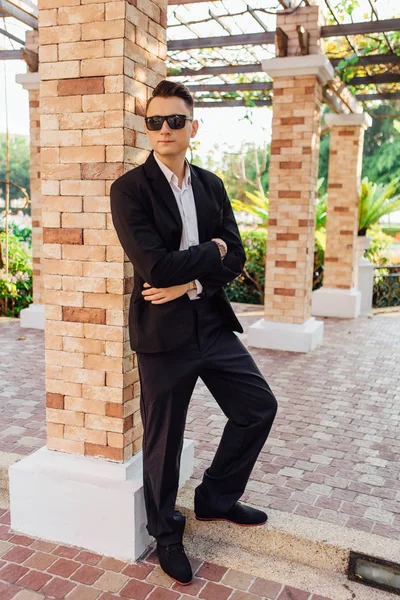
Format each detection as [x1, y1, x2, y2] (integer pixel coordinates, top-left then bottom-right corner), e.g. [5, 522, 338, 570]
[39, 0, 167, 461]
[265, 75, 323, 323]
[323, 123, 366, 289]
[24, 31, 43, 305]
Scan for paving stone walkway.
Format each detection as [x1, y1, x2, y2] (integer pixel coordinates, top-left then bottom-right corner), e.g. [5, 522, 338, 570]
[0, 506, 332, 600]
[188, 306, 400, 540]
[0, 304, 400, 600]
[0, 306, 399, 544]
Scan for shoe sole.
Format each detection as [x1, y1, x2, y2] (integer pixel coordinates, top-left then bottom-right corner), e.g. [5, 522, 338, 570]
[195, 516, 267, 526]
[172, 577, 193, 585]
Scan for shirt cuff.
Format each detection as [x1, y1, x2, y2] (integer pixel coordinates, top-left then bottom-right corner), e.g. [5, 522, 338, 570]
[195, 279, 203, 295]
[187, 279, 203, 300]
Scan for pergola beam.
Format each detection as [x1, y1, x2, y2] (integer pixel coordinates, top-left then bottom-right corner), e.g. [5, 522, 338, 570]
[0, 0, 38, 29]
[168, 32, 275, 51]
[195, 99, 272, 108]
[168, 55, 400, 78]
[0, 47, 38, 70]
[168, 0, 219, 3]
[187, 82, 272, 92]
[349, 73, 400, 85]
[0, 48, 23, 59]
[168, 19, 400, 52]
[330, 54, 400, 67]
[168, 64, 262, 77]
[0, 27, 25, 45]
[323, 86, 354, 115]
[321, 18, 400, 37]
[356, 91, 400, 101]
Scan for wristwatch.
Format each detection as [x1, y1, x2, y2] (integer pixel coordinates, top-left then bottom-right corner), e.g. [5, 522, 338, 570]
[214, 239, 227, 259]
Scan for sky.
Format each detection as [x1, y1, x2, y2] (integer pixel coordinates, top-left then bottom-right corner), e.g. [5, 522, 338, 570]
[0, 0, 397, 161]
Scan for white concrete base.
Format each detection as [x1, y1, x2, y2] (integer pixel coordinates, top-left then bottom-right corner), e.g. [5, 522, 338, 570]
[247, 317, 324, 353]
[358, 262, 376, 316]
[311, 287, 361, 319]
[20, 303, 44, 330]
[9, 440, 194, 561]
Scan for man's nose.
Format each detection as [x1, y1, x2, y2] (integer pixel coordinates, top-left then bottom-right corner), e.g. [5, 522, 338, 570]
[160, 119, 172, 133]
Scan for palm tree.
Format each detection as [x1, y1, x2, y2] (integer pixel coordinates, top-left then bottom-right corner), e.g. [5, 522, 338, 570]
[231, 190, 268, 226]
[358, 177, 400, 235]
[231, 178, 326, 230]
[231, 177, 400, 235]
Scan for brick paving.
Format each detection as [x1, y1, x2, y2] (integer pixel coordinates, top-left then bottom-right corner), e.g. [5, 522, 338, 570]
[189, 307, 400, 540]
[1, 307, 400, 546]
[0, 506, 332, 600]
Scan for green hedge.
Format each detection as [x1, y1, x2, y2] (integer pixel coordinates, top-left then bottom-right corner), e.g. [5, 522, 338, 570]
[382, 226, 400, 237]
[0, 227, 33, 317]
[225, 229, 267, 304]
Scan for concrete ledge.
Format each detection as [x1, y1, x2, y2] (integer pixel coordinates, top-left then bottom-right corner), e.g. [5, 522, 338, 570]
[15, 72, 40, 91]
[325, 112, 372, 129]
[182, 533, 394, 600]
[176, 485, 400, 599]
[20, 303, 45, 330]
[261, 55, 334, 86]
[9, 440, 194, 561]
[312, 287, 361, 319]
[247, 316, 324, 352]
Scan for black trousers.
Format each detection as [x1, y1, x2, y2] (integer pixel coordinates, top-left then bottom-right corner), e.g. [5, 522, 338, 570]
[136, 296, 278, 545]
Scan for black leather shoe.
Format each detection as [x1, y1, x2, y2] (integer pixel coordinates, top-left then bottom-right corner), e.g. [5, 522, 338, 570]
[157, 541, 193, 585]
[195, 501, 268, 526]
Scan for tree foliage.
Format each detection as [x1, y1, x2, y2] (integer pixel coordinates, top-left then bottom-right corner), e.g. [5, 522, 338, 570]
[0, 134, 31, 202]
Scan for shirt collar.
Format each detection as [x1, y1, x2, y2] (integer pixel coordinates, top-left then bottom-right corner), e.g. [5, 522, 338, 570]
[153, 152, 191, 188]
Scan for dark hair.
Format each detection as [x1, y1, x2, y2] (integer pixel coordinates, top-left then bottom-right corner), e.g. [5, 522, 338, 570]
[146, 80, 194, 115]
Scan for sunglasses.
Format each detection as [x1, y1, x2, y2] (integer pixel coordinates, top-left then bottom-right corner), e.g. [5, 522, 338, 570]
[145, 114, 194, 131]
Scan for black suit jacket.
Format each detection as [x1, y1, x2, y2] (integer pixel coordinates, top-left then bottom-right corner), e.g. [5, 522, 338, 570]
[110, 150, 246, 353]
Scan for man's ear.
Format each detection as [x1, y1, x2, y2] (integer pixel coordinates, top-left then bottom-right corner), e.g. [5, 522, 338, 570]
[191, 119, 199, 138]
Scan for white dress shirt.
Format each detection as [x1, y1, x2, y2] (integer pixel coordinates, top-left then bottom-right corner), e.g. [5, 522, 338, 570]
[154, 153, 203, 300]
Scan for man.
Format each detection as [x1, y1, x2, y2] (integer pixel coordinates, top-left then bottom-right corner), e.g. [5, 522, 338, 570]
[110, 80, 278, 586]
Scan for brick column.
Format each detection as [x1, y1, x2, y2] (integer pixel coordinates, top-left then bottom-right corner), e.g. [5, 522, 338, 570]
[248, 2, 333, 352]
[10, 0, 192, 562]
[264, 71, 323, 326]
[29, 83, 43, 305]
[38, 0, 167, 462]
[16, 31, 45, 329]
[324, 116, 369, 291]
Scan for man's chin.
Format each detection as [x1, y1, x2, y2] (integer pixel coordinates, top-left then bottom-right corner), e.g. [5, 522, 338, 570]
[156, 145, 182, 156]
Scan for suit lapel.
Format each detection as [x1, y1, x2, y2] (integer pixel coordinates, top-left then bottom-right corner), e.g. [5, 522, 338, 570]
[189, 164, 208, 244]
[144, 152, 183, 232]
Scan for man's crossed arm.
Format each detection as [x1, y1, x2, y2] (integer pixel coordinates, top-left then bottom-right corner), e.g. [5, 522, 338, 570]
[110, 178, 246, 302]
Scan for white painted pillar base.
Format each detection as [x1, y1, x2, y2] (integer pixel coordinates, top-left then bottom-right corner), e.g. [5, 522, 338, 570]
[358, 262, 376, 316]
[311, 287, 361, 319]
[9, 440, 194, 561]
[247, 317, 324, 353]
[20, 303, 45, 330]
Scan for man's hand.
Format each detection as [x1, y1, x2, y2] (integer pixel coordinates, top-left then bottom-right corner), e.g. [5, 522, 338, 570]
[142, 282, 189, 304]
[212, 238, 227, 260]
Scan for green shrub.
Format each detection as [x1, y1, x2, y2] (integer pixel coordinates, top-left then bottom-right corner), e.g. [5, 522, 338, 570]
[381, 225, 400, 238]
[226, 229, 267, 304]
[0, 229, 33, 317]
[364, 224, 395, 266]
[227, 224, 399, 306]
